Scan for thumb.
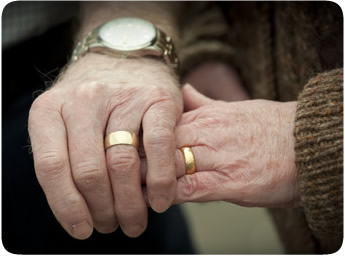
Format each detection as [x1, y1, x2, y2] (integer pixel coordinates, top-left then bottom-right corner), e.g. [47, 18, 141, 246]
[182, 83, 214, 111]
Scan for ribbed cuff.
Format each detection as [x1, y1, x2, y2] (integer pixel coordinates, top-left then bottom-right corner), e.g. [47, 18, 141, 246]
[294, 68, 343, 253]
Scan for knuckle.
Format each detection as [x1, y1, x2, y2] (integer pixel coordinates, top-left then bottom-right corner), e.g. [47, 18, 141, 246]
[73, 163, 104, 190]
[72, 81, 107, 102]
[148, 174, 176, 190]
[28, 91, 60, 132]
[146, 127, 172, 147]
[28, 93, 50, 122]
[107, 147, 137, 174]
[150, 87, 172, 101]
[30, 92, 50, 111]
[180, 176, 196, 197]
[29, 96, 44, 117]
[35, 152, 66, 180]
[30, 90, 58, 112]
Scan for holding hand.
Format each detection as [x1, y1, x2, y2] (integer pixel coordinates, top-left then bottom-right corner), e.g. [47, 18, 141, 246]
[172, 85, 299, 208]
[28, 54, 182, 239]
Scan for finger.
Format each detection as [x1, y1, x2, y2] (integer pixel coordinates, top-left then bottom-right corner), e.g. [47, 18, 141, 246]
[174, 146, 222, 204]
[28, 94, 93, 239]
[144, 171, 231, 205]
[139, 148, 211, 182]
[142, 102, 179, 213]
[64, 100, 118, 234]
[141, 146, 214, 205]
[106, 110, 147, 238]
[139, 149, 185, 184]
[182, 83, 214, 111]
[174, 120, 221, 204]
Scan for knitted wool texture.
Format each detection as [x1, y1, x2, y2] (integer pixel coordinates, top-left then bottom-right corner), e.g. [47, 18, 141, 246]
[295, 69, 343, 253]
[178, 1, 343, 253]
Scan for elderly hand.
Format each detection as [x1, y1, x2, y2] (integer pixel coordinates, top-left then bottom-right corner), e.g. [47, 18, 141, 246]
[171, 85, 298, 208]
[28, 53, 182, 239]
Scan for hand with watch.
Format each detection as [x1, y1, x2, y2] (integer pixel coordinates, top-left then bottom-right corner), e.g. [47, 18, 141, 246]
[28, 16, 182, 239]
[70, 17, 178, 70]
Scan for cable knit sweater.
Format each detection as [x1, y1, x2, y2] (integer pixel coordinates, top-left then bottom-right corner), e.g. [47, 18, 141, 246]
[178, 1, 343, 253]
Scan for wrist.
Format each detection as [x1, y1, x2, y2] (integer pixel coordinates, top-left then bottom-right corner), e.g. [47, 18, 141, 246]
[279, 101, 300, 207]
[79, 2, 182, 47]
[68, 15, 179, 79]
[58, 53, 179, 89]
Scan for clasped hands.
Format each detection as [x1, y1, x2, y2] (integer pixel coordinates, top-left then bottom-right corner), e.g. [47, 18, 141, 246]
[28, 54, 299, 240]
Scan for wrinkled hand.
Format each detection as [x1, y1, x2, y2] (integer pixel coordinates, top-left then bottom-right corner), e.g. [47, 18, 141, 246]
[28, 53, 182, 239]
[170, 85, 298, 208]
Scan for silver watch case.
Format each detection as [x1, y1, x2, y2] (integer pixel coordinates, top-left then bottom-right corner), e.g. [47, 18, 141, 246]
[71, 19, 178, 70]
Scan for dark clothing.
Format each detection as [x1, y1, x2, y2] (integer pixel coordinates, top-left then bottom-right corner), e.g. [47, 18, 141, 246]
[2, 20, 194, 254]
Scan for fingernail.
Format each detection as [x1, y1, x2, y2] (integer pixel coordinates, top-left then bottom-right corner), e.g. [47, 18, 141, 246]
[150, 196, 170, 213]
[95, 218, 119, 234]
[124, 224, 146, 238]
[95, 224, 118, 234]
[71, 221, 93, 240]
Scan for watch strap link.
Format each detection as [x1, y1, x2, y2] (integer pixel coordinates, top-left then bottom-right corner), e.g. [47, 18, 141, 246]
[70, 31, 98, 63]
[157, 29, 179, 70]
[69, 19, 179, 73]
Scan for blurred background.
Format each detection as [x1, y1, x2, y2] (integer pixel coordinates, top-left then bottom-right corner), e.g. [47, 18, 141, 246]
[181, 202, 284, 254]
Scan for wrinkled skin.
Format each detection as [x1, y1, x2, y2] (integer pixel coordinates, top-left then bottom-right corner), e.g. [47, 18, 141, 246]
[171, 85, 299, 208]
[28, 54, 183, 239]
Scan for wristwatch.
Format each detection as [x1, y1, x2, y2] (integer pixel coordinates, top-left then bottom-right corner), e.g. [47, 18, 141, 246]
[70, 17, 178, 71]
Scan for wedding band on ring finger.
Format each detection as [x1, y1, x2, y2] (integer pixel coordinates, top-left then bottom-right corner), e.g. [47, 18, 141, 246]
[180, 146, 196, 175]
[104, 131, 139, 150]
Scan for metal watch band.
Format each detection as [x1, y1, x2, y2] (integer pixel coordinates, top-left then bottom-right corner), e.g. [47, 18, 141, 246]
[157, 29, 179, 70]
[70, 31, 98, 63]
[69, 21, 179, 72]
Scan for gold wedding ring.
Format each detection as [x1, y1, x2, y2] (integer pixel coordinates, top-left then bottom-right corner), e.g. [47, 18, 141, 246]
[105, 131, 139, 150]
[180, 146, 196, 175]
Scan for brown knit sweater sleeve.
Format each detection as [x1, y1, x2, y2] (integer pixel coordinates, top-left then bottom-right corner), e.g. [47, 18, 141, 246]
[294, 68, 343, 253]
[178, 2, 233, 78]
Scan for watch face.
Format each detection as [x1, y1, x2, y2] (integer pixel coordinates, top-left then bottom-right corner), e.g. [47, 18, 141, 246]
[99, 17, 157, 51]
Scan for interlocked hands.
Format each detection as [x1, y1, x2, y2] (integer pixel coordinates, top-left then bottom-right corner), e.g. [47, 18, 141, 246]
[28, 56, 298, 240]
